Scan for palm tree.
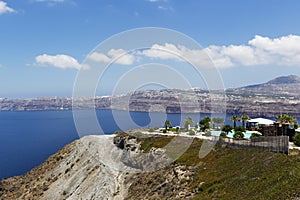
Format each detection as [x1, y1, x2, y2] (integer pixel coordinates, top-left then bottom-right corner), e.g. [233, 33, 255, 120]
[241, 114, 250, 128]
[276, 114, 286, 135]
[229, 115, 240, 128]
[276, 114, 296, 135]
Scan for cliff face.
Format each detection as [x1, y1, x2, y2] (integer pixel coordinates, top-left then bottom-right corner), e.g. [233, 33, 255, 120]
[0, 135, 134, 200]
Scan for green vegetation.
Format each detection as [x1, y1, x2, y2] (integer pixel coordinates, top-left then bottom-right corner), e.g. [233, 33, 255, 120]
[276, 114, 297, 135]
[234, 126, 246, 132]
[137, 135, 174, 153]
[148, 128, 155, 132]
[164, 120, 172, 130]
[294, 134, 300, 146]
[203, 131, 212, 136]
[174, 138, 203, 166]
[241, 114, 250, 128]
[250, 132, 261, 139]
[294, 122, 299, 129]
[233, 131, 244, 139]
[220, 132, 227, 137]
[199, 116, 211, 132]
[169, 127, 179, 133]
[229, 115, 240, 128]
[221, 124, 232, 134]
[189, 129, 196, 135]
[129, 134, 300, 200]
[276, 114, 296, 125]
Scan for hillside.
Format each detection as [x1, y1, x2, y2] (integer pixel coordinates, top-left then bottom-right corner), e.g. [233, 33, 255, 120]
[1, 132, 300, 199]
[227, 75, 300, 97]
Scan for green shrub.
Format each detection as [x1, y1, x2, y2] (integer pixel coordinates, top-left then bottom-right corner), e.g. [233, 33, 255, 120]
[148, 128, 155, 132]
[162, 129, 167, 133]
[294, 134, 300, 146]
[169, 127, 177, 132]
[234, 126, 246, 132]
[222, 125, 233, 134]
[189, 129, 196, 135]
[250, 132, 261, 139]
[220, 132, 227, 137]
[233, 131, 244, 139]
[204, 131, 212, 136]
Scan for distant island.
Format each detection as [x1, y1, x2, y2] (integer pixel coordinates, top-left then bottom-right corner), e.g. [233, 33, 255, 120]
[1, 75, 300, 117]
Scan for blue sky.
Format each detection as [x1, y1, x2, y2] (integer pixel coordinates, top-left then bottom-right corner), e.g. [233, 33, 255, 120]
[1, 0, 300, 98]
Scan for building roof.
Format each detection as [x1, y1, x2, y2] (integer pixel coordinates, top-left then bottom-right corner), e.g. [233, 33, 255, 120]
[248, 118, 275, 125]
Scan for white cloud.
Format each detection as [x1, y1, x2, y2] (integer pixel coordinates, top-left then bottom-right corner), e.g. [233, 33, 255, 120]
[87, 34, 300, 69]
[31, 0, 72, 6]
[33, 0, 65, 3]
[35, 54, 88, 70]
[0, 1, 15, 15]
[206, 34, 300, 67]
[88, 49, 136, 65]
[141, 43, 213, 67]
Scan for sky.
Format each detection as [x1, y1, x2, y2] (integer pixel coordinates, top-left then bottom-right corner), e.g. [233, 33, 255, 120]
[1, 0, 300, 98]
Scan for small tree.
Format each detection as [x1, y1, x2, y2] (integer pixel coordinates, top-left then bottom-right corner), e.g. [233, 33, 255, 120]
[199, 116, 211, 132]
[294, 134, 300, 146]
[233, 131, 244, 139]
[222, 124, 233, 135]
[164, 120, 171, 130]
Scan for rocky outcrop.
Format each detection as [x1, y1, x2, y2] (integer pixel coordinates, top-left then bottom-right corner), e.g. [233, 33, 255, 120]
[125, 164, 197, 200]
[113, 133, 171, 172]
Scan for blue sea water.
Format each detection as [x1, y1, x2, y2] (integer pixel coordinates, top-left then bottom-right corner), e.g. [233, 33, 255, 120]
[0, 109, 278, 179]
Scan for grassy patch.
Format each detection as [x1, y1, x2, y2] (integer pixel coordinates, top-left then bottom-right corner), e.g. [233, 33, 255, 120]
[137, 135, 174, 153]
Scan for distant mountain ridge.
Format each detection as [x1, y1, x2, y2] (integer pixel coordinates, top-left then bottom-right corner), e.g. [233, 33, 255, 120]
[227, 75, 300, 98]
[0, 75, 300, 116]
[266, 75, 300, 84]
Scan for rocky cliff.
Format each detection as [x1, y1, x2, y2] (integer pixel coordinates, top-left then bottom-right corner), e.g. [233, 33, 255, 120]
[0, 132, 175, 200]
[0, 135, 135, 200]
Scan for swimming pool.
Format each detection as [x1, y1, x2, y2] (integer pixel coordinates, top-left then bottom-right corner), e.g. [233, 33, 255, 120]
[211, 130, 254, 139]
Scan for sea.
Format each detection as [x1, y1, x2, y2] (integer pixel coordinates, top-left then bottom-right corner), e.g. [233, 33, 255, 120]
[0, 109, 275, 179]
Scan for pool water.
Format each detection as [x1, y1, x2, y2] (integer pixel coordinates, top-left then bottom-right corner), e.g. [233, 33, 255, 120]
[211, 131, 253, 139]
